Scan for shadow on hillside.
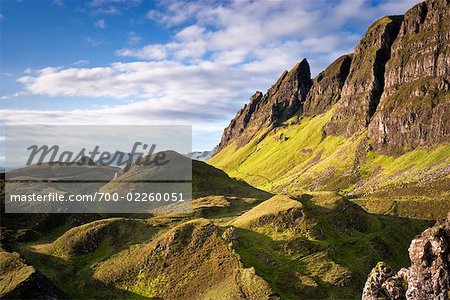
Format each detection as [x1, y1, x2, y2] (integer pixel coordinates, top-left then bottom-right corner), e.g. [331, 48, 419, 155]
[231, 192, 432, 299]
[19, 247, 153, 300]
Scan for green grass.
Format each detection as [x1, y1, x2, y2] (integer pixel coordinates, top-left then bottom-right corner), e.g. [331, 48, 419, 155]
[210, 109, 348, 191]
[357, 144, 450, 190]
[231, 193, 430, 299]
[210, 106, 450, 220]
[15, 217, 165, 299]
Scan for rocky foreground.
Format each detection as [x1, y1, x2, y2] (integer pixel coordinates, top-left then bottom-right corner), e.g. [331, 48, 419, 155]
[363, 213, 450, 300]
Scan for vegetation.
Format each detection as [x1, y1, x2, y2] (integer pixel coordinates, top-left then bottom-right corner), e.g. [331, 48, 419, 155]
[231, 194, 429, 299]
[209, 107, 450, 219]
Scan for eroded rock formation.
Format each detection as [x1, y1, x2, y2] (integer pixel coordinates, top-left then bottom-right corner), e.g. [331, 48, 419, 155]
[216, 59, 312, 152]
[214, 0, 450, 157]
[368, 0, 450, 154]
[363, 213, 450, 300]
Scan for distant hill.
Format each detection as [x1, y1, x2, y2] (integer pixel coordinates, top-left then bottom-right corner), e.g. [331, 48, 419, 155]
[185, 150, 213, 161]
[101, 152, 270, 215]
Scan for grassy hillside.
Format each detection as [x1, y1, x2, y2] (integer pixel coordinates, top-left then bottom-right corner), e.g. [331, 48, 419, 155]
[228, 194, 429, 299]
[13, 193, 429, 299]
[209, 107, 450, 218]
[100, 158, 271, 216]
[18, 217, 275, 299]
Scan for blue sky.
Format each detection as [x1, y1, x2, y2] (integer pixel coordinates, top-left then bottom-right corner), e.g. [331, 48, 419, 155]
[0, 0, 419, 155]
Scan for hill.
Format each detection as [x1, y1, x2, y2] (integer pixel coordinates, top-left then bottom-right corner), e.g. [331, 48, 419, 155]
[210, 0, 450, 219]
[227, 194, 428, 299]
[14, 194, 428, 299]
[101, 154, 271, 216]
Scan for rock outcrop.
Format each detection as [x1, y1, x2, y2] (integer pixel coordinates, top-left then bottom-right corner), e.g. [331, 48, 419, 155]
[362, 213, 450, 300]
[214, 0, 450, 159]
[368, 0, 450, 155]
[325, 15, 403, 136]
[362, 262, 408, 300]
[303, 54, 352, 116]
[216, 59, 312, 152]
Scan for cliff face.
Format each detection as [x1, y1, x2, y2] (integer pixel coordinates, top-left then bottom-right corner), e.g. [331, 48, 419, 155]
[303, 54, 352, 116]
[363, 213, 450, 300]
[215, 0, 450, 157]
[216, 59, 312, 152]
[368, 0, 450, 154]
[325, 15, 403, 136]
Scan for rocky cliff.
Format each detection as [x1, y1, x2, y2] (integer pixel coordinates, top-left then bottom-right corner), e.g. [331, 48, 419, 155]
[325, 15, 403, 136]
[216, 59, 312, 152]
[368, 0, 450, 155]
[362, 213, 450, 300]
[215, 0, 449, 157]
[303, 54, 352, 117]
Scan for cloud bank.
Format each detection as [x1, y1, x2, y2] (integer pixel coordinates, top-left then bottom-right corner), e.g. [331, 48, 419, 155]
[2, 0, 419, 150]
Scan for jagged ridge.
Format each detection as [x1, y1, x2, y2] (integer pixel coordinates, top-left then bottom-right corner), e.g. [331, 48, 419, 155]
[211, 0, 450, 204]
[215, 0, 449, 156]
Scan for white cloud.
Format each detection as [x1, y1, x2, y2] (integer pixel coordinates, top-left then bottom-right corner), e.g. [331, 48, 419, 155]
[72, 59, 90, 66]
[83, 37, 104, 47]
[89, 0, 141, 7]
[88, 0, 142, 15]
[127, 31, 141, 45]
[52, 0, 65, 7]
[17, 60, 270, 100]
[94, 19, 106, 29]
[116, 44, 168, 60]
[0, 92, 28, 100]
[7, 0, 421, 150]
[119, 0, 414, 74]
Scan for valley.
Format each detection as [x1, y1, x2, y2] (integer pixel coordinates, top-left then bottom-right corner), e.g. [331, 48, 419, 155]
[1, 0, 450, 299]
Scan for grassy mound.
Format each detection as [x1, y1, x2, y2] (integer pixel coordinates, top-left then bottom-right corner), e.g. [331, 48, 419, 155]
[49, 218, 158, 260]
[229, 192, 430, 299]
[93, 219, 276, 299]
[232, 195, 303, 231]
[0, 249, 63, 299]
[0, 250, 35, 297]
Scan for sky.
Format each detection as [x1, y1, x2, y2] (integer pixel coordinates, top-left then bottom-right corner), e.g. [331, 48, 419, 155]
[0, 0, 420, 156]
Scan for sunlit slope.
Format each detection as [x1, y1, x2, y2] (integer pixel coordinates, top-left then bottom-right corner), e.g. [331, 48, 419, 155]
[227, 194, 429, 299]
[209, 108, 450, 218]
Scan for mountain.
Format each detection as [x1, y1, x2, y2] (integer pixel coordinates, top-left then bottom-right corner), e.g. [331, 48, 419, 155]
[185, 150, 213, 161]
[210, 0, 450, 220]
[101, 153, 271, 215]
[2, 1, 450, 299]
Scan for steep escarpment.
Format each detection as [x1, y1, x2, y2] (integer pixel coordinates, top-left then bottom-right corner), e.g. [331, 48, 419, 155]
[368, 0, 450, 155]
[303, 54, 352, 116]
[211, 0, 450, 200]
[363, 213, 450, 300]
[325, 15, 403, 136]
[216, 59, 312, 152]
